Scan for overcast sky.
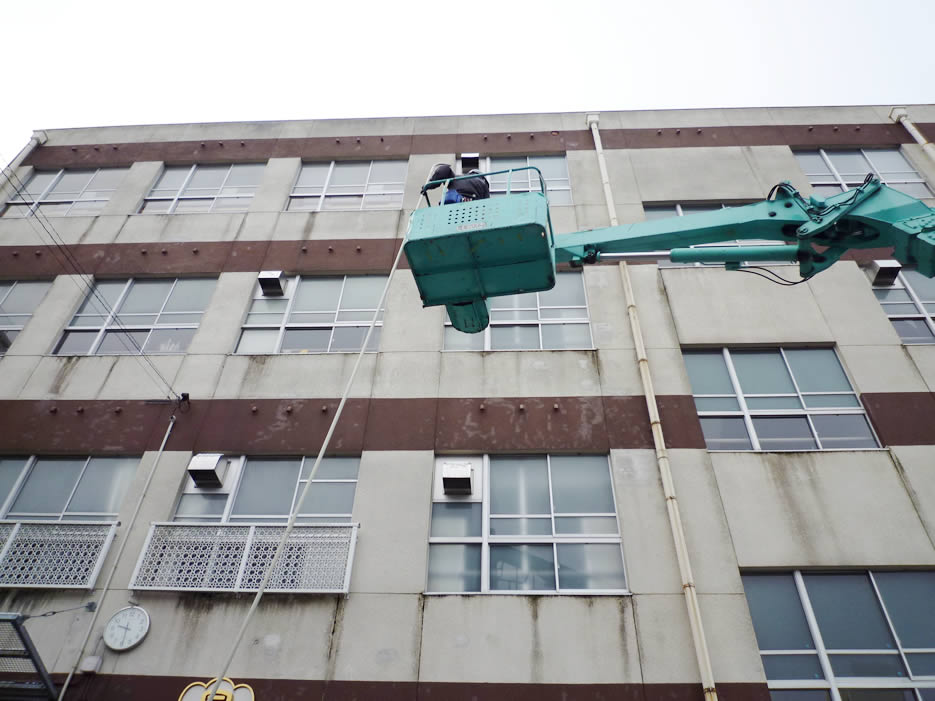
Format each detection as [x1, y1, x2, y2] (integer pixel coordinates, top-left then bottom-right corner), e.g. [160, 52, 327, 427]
[2, 0, 934, 167]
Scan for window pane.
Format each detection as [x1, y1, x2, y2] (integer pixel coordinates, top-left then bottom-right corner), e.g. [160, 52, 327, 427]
[804, 573, 896, 649]
[97, 330, 148, 354]
[86, 167, 127, 191]
[827, 150, 871, 177]
[549, 456, 614, 513]
[329, 162, 370, 187]
[281, 328, 332, 353]
[828, 654, 906, 677]
[369, 160, 406, 183]
[175, 493, 226, 519]
[236, 328, 279, 354]
[490, 325, 539, 350]
[541, 323, 591, 349]
[489, 544, 555, 591]
[10, 458, 85, 515]
[305, 457, 360, 480]
[231, 458, 301, 516]
[769, 692, 831, 701]
[865, 149, 914, 174]
[491, 292, 538, 311]
[22, 171, 58, 197]
[427, 544, 480, 592]
[185, 165, 229, 192]
[694, 397, 741, 411]
[330, 326, 376, 352]
[795, 152, 834, 176]
[554, 516, 618, 535]
[802, 394, 860, 409]
[904, 270, 935, 300]
[785, 349, 852, 392]
[745, 397, 803, 410]
[341, 277, 385, 310]
[152, 166, 189, 192]
[811, 415, 877, 449]
[489, 456, 550, 515]
[445, 327, 485, 350]
[684, 351, 734, 395]
[556, 543, 626, 590]
[0, 282, 50, 314]
[0, 330, 17, 354]
[54, 330, 98, 355]
[298, 482, 355, 514]
[839, 691, 916, 701]
[295, 163, 330, 190]
[761, 654, 824, 680]
[874, 571, 935, 648]
[0, 459, 26, 507]
[752, 417, 817, 450]
[163, 278, 216, 312]
[700, 417, 752, 450]
[66, 457, 137, 515]
[742, 574, 815, 650]
[489, 517, 552, 535]
[543, 272, 585, 307]
[431, 503, 482, 537]
[732, 351, 796, 395]
[294, 278, 343, 312]
[891, 318, 935, 343]
[75, 279, 126, 317]
[48, 170, 94, 196]
[226, 163, 264, 186]
[907, 653, 935, 676]
[144, 328, 196, 353]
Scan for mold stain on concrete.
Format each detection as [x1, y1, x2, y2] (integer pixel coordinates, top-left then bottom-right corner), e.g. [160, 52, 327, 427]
[48, 356, 79, 396]
[528, 596, 542, 683]
[323, 596, 343, 682]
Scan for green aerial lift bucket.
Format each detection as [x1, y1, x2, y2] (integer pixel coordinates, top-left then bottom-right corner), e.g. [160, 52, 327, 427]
[404, 167, 556, 333]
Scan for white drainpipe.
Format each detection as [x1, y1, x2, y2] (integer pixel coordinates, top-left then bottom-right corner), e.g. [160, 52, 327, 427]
[0, 130, 47, 196]
[890, 107, 935, 167]
[587, 114, 719, 701]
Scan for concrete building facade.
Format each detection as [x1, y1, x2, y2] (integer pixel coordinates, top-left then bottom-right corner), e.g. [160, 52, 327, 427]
[0, 105, 934, 701]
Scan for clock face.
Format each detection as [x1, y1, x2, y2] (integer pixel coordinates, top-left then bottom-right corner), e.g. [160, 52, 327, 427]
[102, 606, 150, 652]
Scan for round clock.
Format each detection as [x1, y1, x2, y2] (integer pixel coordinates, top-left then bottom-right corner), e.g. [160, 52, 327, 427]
[102, 605, 150, 652]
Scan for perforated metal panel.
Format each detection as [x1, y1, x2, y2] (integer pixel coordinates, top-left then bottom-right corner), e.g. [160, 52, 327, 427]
[130, 523, 359, 593]
[0, 614, 56, 699]
[0, 522, 116, 590]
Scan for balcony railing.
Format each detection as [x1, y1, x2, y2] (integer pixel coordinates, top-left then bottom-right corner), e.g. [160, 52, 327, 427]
[130, 522, 359, 593]
[0, 521, 117, 589]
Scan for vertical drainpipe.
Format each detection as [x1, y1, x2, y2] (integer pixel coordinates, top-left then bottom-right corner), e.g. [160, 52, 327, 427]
[890, 107, 935, 167]
[586, 114, 719, 701]
[0, 130, 47, 194]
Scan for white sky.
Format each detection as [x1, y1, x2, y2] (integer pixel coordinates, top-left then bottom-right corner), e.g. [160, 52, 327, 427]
[2, 0, 934, 168]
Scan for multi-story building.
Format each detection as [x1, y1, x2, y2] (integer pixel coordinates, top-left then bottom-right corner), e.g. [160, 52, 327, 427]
[0, 105, 933, 701]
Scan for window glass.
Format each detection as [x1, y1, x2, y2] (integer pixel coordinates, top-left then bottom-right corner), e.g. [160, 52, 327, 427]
[431, 503, 482, 537]
[3, 168, 126, 217]
[556, 543, 626, 590]
[731, 351, 796, 395]
[66, 457, 137, 515]
[874, 571, 935, 648]
[796, 148, 931, 197]
[751, 417, 817, 451]
[0, 458, 27, 506]
[784, 349, 852, 392]
[490, 544, 555, 591]
[490, 457, 550, 515]
[549, 456, 615, 513]
[231, 458, 301, 516]
[141, 164, 262, 213]
[9, 458, 85, 516]
[427, 544, 481, 592]
[804, 574, 896, 649]
[297, 482, 356, 514]
[307, 457, 360, 480]
[829, 655, 907, 678]
[743, 574, 815, 650]
[699, 418, 752, 450]
[175, 493, 226, 519]
[289, 160, 406, 210]
[761, 655, 824, 680]
[0, 282, 51, 314]
[684, 351, 734, 395]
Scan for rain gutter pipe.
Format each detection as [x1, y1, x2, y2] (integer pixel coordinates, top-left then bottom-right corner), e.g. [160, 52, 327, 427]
[890, 108, 935, 167]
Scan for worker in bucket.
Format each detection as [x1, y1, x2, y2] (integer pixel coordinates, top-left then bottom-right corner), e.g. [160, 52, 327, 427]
[423, 163, 490, 204]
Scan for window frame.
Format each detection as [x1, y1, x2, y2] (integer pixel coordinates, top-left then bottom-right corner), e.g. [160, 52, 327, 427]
[874, 270, 935, 344]
[139, 163, 264, 214]
[53, 277, 215, 356]
[0, 280, 52, 355]
[686, 347, 881, 452]
[481, 155, 573, 205]
[286, 160, 408, 212]
[172, 455, 360, 524]
[443, 271, 593, 351]
[236, 274, 386, 355]
[796, 148, 933, 199]
[744, 570, 935, 699]
[2, 168, 128, 218]
[426, 454, 628, 596]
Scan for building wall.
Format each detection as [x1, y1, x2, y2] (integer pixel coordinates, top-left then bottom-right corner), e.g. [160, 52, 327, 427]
[0, 105, 934, 701]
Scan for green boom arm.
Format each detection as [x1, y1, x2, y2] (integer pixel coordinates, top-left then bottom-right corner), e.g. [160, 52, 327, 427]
[404, 172, 935, 333]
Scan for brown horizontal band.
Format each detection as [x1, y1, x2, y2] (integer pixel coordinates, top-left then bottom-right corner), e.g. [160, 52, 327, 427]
[0, 239, 899, 280]
[64, 673, 770, 701]
[0, 396, 705, 455]
[22, 123, 931, 169]
[862, 392, 935, 446]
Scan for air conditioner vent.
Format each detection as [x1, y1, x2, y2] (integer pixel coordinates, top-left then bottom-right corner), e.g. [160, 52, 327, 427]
[441, 462, 473, 495]
[187, 453, 228, 488]
[258, 270, 285, 296]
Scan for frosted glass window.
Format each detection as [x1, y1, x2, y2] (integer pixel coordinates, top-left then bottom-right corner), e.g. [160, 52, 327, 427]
[796, 149, 932, 198]
[66, 457, 137, 515]
[141, 163, 263, 214]
[231, 459, 301, 516]
[556, 543, 626, 590]
[732, 351, 796, 394]
[684, 351, 734, 395]
[10, 459, 85, 516]
[431, 503, 481, 537]
[3, 168, 127, 217]
[0, 281, 51, 355]
[875, 269, 935, 344]
[490, 544, 555, 591]
[490, 457, 550, 515]
[549, 456, 615, 513]
[427, 544, 480, 592]
[288, 160, 406, 211]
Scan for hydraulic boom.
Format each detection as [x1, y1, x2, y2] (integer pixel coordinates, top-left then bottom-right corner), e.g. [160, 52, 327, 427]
[404, 168, 935, 333]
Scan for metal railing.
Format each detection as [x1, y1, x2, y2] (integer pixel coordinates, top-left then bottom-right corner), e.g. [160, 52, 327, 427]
[0, 521, 117, 590]
[130, 522, 359, 593]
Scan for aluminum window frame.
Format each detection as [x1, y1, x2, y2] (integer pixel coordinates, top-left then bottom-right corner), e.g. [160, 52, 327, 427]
[286, 160, 408, 212]
[797, 148, 933, 199]
[236, 274, 386, 355]
[687, 347, 881, 452]
[2, 167, 128, 218]
[442, 271, 593, 351]
[874, 270, 935, 344]
[0, 280, 52, 355]
[0, 455, 139, 522]
[53, 277, 215, 356]
[743, 570, 935, 700]
[172, 455, 360, 525]
[139, 163, 264, 214]
[426, 454, 628, 596]
[482, 155, 573, 205]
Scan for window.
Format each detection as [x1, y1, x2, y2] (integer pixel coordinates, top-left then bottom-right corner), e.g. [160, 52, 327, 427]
[795, 149, 933, 199]
[287, 160, 407, 211]
[481, 155, 572, 205]
[426, 455, 626, 594]
[644, 203, 792, 267]
[874, 270, 935, 344]
[743, 571, 935, 700]
[236, 275, 385, 354]
[54, 278, 216, 356]
[0, 281, 52, 354]
[174, 456, 359, 523]
[0, 456, 138, 521]
[444, 271, 591, 351]
[683, 348, 878, 451]
[140, 163, 265, 213]
[2, 168, 128, 218]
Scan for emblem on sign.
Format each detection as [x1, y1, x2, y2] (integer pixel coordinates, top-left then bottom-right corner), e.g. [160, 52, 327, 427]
[178, 677, 255, 701]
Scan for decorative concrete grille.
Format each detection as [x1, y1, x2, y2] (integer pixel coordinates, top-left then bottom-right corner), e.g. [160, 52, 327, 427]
[0, 522, 117, 589]
[131, 523, 359, 593]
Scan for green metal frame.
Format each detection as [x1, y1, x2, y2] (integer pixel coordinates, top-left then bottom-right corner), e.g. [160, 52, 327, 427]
[405, 172, 935, 332]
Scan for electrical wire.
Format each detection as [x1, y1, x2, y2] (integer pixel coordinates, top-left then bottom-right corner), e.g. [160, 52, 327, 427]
[2, 166, 181, 399]
[736, 265, 816, 286]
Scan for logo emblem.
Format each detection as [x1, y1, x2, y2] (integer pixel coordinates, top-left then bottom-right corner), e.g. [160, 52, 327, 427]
[178, 678, 255, 701]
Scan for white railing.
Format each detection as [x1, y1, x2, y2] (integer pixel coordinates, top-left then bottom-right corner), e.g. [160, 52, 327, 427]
[130, 523, 359, 593]
[0, 521, 117, 589]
